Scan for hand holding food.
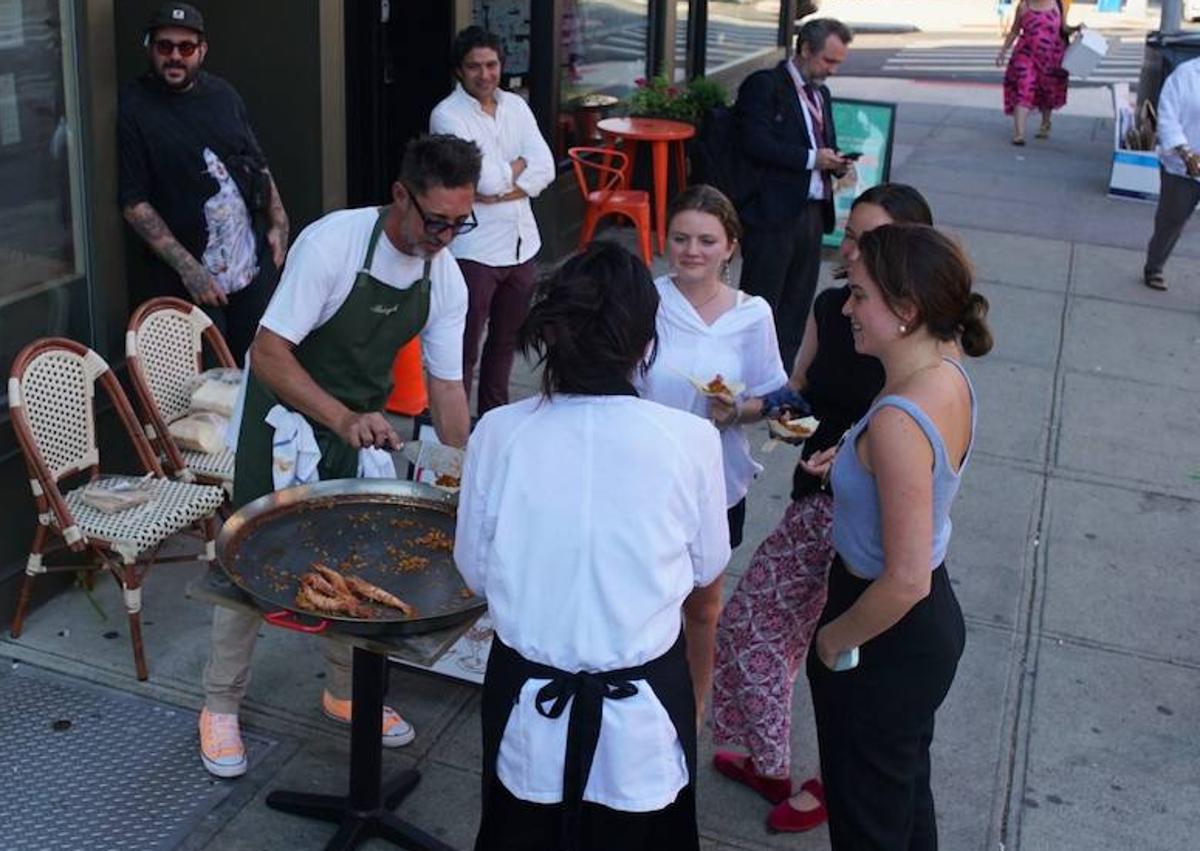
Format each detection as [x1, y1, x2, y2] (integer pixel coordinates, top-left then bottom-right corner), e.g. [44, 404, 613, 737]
[759, 385, 812, 419]
[766, 414, 821, 444]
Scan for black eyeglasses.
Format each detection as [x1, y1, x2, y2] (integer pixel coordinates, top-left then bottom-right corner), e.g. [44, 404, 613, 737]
[153, 38, 202, 57]
[405, 184, 478, 237]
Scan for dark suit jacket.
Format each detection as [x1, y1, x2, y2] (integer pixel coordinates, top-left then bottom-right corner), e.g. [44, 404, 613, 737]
[734, 61, 837, 232]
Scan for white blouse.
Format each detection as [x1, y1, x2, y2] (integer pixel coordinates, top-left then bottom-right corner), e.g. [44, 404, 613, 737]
[637, 276, 788, 507]
[454, 394, 730, 811]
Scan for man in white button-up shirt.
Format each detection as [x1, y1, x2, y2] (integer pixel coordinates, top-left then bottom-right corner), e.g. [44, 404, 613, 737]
[430, 27, 556, 414]
[1144, 57, 1200, 291]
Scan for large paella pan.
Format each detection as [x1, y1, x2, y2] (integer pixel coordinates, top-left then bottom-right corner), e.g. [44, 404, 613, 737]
[216, 479, 484, 636]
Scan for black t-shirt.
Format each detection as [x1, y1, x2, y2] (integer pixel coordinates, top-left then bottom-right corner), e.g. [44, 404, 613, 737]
[118, 71, 265, 285]
[791, 286, 886, 501]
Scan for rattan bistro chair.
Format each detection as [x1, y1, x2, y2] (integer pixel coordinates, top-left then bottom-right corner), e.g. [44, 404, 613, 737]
[7, 338, 226, 681]
[126, 297, 237, 492]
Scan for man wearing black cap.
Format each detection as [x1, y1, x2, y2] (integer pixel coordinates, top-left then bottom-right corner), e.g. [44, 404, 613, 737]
[118, 2, 288, 364]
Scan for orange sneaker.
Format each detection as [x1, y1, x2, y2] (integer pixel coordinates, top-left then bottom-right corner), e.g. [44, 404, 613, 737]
[321, 690, 415, 748]
[198, 707, 247, 778]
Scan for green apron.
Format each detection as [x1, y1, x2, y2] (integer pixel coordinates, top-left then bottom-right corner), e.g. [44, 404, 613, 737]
[233, 207, 431, 509]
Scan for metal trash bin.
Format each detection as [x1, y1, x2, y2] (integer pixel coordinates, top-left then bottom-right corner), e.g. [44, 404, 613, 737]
[1137, 30, 1200, 108]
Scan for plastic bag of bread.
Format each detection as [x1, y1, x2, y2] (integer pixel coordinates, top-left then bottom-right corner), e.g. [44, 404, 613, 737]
[187, 367, 242, 417]
[168, 412, 230, 455]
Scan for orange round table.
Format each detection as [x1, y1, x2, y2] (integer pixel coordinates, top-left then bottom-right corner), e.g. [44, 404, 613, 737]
[597, 117, 696, 254]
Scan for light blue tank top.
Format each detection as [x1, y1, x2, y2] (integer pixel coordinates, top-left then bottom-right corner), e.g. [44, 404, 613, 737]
[829, 359, 976, 580]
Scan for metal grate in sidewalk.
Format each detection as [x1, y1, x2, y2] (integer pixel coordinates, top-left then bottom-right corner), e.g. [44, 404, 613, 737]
[0, 664, 276, 851]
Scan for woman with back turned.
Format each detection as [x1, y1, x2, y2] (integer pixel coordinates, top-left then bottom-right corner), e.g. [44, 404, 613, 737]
[455, 241, 730, 851]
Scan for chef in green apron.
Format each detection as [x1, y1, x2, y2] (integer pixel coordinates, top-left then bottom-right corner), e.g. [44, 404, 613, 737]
[197, 135, 481, 779]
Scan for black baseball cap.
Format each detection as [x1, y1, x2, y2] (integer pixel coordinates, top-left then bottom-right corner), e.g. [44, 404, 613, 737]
[146, 2, 205, 36]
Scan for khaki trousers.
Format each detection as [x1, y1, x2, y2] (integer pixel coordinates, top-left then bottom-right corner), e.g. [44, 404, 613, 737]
[202, 606, 352, 714]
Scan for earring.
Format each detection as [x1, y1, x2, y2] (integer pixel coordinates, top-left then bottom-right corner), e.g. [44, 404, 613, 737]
[721, 260, 732, 285]
[898, 324, 907, 333]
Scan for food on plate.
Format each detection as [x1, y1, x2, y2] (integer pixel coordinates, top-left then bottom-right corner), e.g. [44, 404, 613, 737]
[434, 473, 461, 489]
[766, 415, 821, 441]
[344, 575, 415, 616]
[703, 375, 733, 396]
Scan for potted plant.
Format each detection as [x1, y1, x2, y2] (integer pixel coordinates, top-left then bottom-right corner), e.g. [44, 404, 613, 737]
[625, 75, 729, 126]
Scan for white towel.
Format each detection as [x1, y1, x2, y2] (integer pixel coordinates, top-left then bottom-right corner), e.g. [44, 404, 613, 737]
[265, 405, 321, 491]
[357, 447, 397, 479]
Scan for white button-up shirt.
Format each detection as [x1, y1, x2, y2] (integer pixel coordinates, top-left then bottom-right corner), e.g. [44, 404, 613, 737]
[785, 60, 827, 201]
[1157, 57, 1200, 182]
[430, 84, 557, 265]
[455, 394, 730, 811]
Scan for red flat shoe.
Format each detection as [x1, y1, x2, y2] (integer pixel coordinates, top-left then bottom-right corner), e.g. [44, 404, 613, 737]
[766, 784, 828, 833]
[712, 751, 793, 804]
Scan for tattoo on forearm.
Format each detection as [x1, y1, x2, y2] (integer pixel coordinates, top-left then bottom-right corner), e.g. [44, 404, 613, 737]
[124, 202, 212, 300]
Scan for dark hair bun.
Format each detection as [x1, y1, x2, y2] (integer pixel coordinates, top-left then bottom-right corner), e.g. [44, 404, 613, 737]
[959, 292, 993, 357]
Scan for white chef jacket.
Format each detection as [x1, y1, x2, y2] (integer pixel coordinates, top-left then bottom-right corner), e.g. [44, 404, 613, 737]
[429, 85, 556, 266]
[636, 277, 788, 507]
[1157, 57, 1200, 182]
[259, 206, 467, 380]
[454, 394, 730, 811]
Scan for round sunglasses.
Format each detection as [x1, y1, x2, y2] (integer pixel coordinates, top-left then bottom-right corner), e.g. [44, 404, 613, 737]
[153, 38, 202, 58]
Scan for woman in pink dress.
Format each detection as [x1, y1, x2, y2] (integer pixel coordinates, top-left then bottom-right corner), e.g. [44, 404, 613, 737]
[997, 0, 1077, 145]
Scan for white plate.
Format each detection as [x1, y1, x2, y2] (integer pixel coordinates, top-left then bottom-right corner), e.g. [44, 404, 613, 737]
[766, 415, 820, 441]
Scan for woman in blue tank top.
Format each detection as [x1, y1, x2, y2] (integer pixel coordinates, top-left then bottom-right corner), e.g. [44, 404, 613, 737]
[805, 224, 993, 851]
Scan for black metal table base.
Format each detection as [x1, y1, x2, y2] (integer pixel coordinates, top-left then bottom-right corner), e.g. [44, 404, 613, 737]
[265, 647, 457, 851]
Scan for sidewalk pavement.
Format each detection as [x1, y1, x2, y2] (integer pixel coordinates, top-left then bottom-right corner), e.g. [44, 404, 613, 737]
[2, 75, 1197, 851]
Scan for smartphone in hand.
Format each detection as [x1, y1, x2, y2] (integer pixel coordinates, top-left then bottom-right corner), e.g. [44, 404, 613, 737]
[840, 151, 863, 161]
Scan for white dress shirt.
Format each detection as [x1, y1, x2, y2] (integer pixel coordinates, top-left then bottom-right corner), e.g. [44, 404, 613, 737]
[430, 85, 556, 266]
[784, 60, 828, 201]
[637, 277, 788, 507]
[1157, 57, 1200, 182]
[455, 394, 730, 811]
[259, 207, 467, 380]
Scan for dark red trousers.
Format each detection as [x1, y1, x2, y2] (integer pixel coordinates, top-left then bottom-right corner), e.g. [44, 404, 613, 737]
[459, 257, 539, 415]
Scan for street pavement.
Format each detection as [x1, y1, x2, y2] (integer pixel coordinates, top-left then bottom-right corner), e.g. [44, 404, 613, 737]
[3, 62, 1198, 851]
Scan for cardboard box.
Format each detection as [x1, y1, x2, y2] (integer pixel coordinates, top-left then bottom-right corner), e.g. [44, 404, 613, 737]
[1063, 29, 1109, 78]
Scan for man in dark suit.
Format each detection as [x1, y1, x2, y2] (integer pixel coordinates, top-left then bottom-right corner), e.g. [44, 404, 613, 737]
[734, 18, 854, 368]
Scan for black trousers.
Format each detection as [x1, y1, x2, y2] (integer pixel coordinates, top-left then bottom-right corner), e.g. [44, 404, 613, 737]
[738, 200, 826, 369]
[1145, 167, 1200, 277]
[806, 557, 965, 851]
[726, 497, 746, 549]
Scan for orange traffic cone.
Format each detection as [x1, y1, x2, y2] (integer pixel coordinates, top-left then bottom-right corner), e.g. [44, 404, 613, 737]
[386, 338, 428, 416]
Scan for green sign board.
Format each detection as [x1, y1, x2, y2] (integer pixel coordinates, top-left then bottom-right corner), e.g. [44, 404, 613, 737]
[822, 98, 898, 248]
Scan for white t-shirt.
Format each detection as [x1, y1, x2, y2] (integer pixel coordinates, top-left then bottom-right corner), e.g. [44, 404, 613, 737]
[636, 276, 788, 507]
[260, 206, 467, 380]
[454, 394, 730, 812]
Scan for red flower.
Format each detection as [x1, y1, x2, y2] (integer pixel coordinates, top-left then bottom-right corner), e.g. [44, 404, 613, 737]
[667, 86, 680, 97]
[634, 77, 647, 87]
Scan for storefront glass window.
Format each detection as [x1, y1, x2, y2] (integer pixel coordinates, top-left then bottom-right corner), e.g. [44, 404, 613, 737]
[556, 0, 648, 155]
[673, 1, 690, 82]
[706, 0, 780, 76]
[0, 0, 87, 400]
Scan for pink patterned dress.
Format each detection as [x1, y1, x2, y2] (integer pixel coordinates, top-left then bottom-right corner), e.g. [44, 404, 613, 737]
[1003, 4, 1069, 114]
[710, 493, 834, 777]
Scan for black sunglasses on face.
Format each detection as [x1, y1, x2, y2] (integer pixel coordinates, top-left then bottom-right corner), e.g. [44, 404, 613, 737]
[404, 184, 478, 237]
[154, 38, 201, 57]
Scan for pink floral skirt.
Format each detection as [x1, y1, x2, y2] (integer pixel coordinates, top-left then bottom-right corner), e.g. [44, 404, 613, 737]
[710, 493, 835, 778]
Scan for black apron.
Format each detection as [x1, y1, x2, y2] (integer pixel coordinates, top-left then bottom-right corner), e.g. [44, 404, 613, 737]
[476, 631, 699, 851]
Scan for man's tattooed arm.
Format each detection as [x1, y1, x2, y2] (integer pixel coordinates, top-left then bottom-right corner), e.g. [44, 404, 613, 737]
[122, 202, 225, 306]
[264, 171, 289, 268]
